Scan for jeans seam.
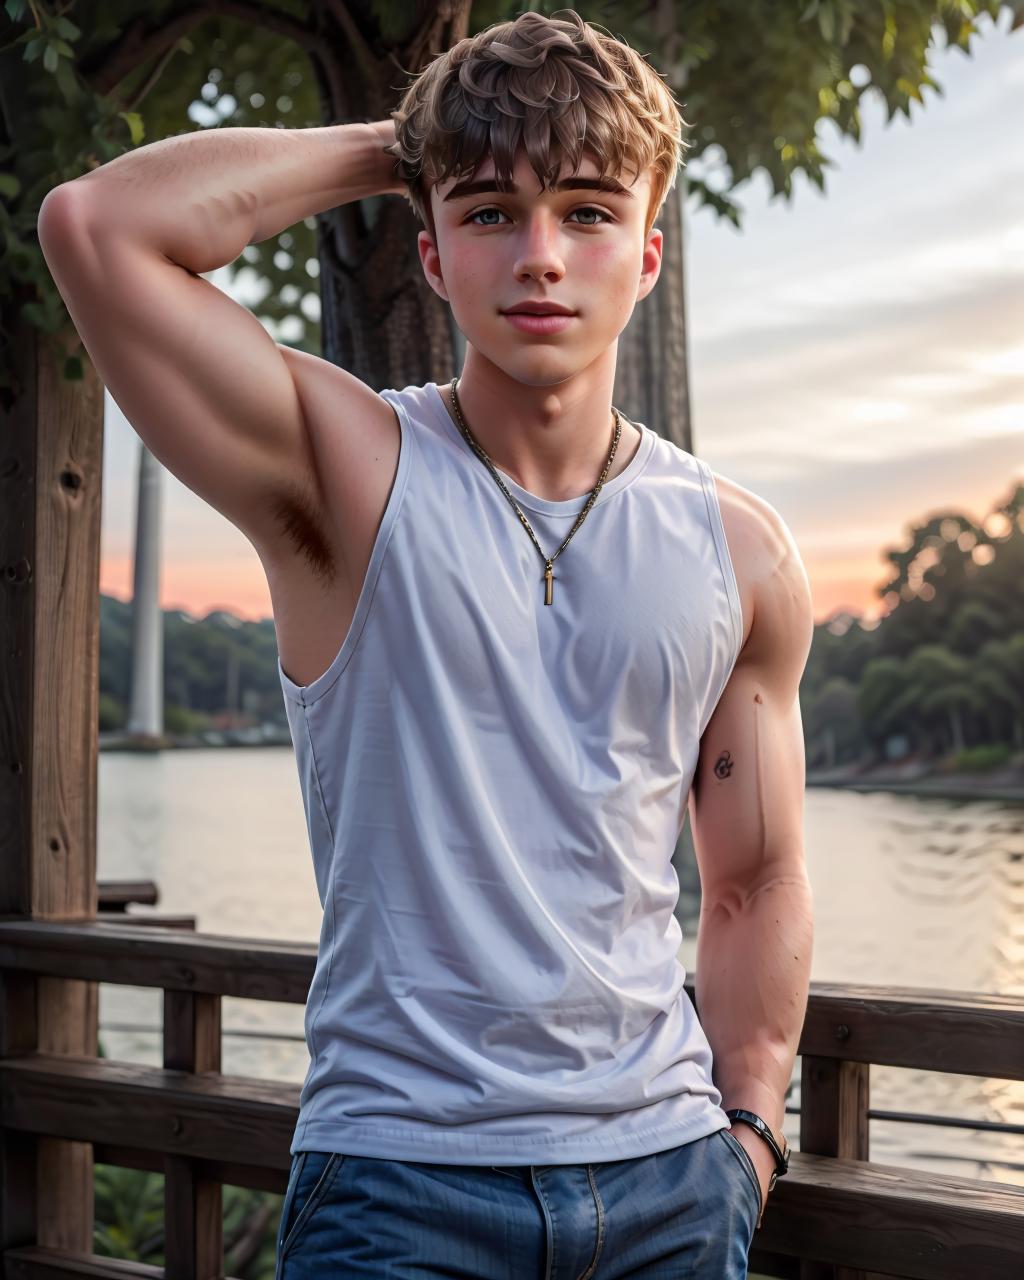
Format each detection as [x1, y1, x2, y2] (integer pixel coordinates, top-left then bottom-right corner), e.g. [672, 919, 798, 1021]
[574, 1164, 605, 1280]
[719, 1129, 763, 1221]
[280, 1152, 345, 1260]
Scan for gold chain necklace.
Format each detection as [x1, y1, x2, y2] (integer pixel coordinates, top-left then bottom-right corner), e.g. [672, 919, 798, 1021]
[449, 377, 622, 606]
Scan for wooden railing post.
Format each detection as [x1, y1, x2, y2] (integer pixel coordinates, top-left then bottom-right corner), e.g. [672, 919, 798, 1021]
[0, 971, 39, 1254]
[800, 1053, 871, 1280]
[164, 990, 223, 1279]
[0, 314, 105, 1256]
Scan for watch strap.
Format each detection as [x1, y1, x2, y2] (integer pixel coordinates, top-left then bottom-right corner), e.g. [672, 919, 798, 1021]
[724, 1108, 790, 1180]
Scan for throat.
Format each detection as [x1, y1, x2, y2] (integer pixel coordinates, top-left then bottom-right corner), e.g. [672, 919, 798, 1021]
[438, 386, 642, 500]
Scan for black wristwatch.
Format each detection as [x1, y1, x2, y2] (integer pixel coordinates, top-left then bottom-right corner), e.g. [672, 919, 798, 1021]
[724, 1108, 790, 1193]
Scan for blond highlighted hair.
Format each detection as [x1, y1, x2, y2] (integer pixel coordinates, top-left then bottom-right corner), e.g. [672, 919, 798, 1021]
[384, 8, 691, 241]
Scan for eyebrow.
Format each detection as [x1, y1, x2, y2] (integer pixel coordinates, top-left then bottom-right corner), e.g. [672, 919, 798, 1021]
[442, 176, 635, 203]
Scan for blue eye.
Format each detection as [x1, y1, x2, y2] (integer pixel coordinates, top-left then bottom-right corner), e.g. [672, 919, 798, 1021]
[468, 207, 506, 226]
[569, 206, 611, 225]
[466, 206, 612, 227]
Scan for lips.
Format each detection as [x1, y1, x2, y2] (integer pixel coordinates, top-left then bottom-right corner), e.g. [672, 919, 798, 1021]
[501, 303, 577, 316]
[502, 311, 576, 334]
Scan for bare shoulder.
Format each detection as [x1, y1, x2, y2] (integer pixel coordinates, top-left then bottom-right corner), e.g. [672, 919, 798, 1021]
[706, 468, 813, 683]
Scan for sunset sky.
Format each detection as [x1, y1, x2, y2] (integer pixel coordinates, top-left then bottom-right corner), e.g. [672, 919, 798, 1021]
[98, 9, 1024, 626]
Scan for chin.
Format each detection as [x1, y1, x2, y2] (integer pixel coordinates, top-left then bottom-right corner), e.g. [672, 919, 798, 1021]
[471, 341, 589, 388]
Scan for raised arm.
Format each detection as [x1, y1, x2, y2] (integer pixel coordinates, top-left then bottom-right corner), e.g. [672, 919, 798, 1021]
[688, 483, 815, 1224]
[35, 121, 404, 559]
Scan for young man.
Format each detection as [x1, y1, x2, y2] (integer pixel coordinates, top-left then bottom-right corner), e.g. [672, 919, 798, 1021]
[38, 9, 814, 1277]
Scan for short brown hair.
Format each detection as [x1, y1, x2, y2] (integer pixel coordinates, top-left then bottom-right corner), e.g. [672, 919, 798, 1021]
[384, 8, 691, 241]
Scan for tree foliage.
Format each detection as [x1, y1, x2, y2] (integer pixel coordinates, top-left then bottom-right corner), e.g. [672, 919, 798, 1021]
[802, 480, 1024, 765]
[2, 0, 1016, 397]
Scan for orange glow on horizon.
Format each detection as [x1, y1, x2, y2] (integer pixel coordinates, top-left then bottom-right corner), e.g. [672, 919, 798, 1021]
[101, 554, 887, 628]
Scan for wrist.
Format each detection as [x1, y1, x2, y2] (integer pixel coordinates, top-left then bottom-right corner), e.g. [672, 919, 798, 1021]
[725, 1108, 790, 1191]
[365, 119, 405, 197]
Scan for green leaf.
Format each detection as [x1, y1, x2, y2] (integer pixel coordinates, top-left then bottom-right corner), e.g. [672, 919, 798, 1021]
[54, 57, 80, 107]
[22, 35, 45, 62]
[0, 173, 21, 199]
[43, 43, 59, 74]
[118, 112, 145, 146]
[4, 0, 27, 22]
[53, 17, 82, 40]
[63, 355, 84, 380]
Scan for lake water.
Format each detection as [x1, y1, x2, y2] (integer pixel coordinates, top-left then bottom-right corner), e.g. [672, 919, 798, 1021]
[96, 748, 1024, 1189]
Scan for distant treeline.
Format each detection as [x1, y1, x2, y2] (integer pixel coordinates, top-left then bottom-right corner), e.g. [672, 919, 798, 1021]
[800, 480, 1024, 769]
[99, 595, 285, 733]
[100, 480, 1024, 762]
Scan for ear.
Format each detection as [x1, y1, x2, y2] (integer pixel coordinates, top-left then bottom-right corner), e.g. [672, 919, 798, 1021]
[636, 227, 663, 304]
[417, 228, 450, 304]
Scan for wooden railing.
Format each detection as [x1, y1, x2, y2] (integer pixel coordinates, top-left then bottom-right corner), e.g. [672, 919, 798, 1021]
[0, 916, 1021, 1280]
[96, 879, 196, 931]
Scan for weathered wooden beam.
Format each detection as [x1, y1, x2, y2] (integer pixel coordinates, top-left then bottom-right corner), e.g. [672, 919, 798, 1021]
[92, 1145, 286, 1196]
[1, 1053, 298, 1170]
[96, 881, 159, 911]
[163, 991, 222, 1280]
[793, 981, 1024, 1078]
[753, 1150, 1024, 1280]
[94, 914, 197, 931]
[3, 923, 1022, 1080]
[799, 1056, 871, 1280]
[3, 1245, 247, 1280]
[0, 315, 105, 1254]
[6, 1071, 1024, 1280]
[0, 973, 39, 1249]
[0, 921, 315, 1003]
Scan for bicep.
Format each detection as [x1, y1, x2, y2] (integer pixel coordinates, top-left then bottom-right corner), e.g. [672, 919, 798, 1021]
[37, 184, 319, 548]
[688, 506, 814, 900]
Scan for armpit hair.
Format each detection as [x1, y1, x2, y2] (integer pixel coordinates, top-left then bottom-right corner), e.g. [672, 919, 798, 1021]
[267, 480, 339, 588]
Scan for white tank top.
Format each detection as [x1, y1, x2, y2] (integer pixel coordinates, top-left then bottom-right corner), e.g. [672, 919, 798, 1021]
[279, 380, 744, 1163]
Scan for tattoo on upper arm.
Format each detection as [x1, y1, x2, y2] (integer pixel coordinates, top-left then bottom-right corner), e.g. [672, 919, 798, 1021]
[713, 750, 734, 779]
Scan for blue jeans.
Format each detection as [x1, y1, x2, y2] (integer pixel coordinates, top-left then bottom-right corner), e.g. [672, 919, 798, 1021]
[274, 1126, 762, 1278]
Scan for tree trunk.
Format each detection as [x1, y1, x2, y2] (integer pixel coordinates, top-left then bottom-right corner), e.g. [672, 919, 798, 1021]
[615, 179, 692, 453]
[306, 8, 472, 391]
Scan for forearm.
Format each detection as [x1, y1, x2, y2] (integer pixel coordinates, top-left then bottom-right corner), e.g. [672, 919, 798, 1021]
[54, 121, 399, 275]
[696, 873, 814, 1135]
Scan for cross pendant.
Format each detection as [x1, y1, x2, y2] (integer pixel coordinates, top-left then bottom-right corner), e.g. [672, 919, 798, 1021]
[544, 563, 554, 606]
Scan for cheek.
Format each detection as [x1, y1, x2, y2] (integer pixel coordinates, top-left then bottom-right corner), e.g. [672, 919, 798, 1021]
[580, 242, 643, 306]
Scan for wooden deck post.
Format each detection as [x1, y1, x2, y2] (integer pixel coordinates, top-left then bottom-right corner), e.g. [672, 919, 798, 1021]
[163, 990, 224, 1278]
[0, 318, 105, 1253]
[799, 1053, 871, 1280]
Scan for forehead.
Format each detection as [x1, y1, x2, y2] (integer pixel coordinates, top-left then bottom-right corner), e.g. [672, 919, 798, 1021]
[433, 147, 646, 204]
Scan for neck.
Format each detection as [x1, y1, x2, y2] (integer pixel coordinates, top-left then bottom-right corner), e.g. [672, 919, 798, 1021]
[438, 351, 642, 502]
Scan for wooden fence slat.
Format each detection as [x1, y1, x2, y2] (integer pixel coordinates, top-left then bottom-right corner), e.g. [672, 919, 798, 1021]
[91, 1148, 285, 1197]
[163, 992, 222, 1280]
[0, 922, 316, 1005]
[754, 1151, 1024, 1280]
[0, 974, 39, 1252]
[94, 916, 197, 931]
[3, 1244, 243, 1280]
[96, 884, 159, 912]
[5, 1052, 1024, 1279]
[1, 1054, 298, 1170]
[2, 923, 1022, 1080]
[800, 1055, 871, 1280]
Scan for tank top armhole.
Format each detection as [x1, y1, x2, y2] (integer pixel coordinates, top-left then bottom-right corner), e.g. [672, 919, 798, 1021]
[695, 456, 744, 668]
[277, 388, 418, 708]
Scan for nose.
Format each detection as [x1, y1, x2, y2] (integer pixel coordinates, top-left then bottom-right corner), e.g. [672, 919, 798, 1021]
[513, 212, 566, 285]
